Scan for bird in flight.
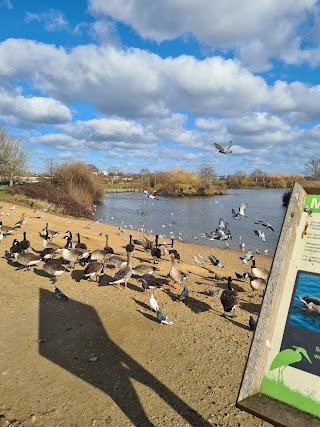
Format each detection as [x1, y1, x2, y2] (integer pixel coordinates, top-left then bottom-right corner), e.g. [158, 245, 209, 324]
[254, 220, 274, 232]
[232, 203, 248, 219]
[254, 229, 266, 242]
[213, 140, 232, 154]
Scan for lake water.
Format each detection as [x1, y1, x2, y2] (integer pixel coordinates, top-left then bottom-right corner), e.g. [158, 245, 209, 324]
[93, 188, 288, 255]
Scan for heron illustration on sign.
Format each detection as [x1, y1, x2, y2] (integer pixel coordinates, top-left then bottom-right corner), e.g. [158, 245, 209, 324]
[269, 346, 312, 383]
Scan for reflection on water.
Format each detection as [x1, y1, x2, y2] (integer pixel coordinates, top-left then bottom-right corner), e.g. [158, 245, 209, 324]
[94, 188, 287, 255]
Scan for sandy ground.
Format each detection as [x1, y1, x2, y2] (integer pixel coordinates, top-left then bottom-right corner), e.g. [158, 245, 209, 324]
[0, 201, 273, 427]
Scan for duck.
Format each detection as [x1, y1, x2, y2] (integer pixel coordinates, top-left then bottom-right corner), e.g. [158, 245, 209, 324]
[109, 250, 133, 289]
[299, 297, 320, 314]
[14, 252, 41, 270]
[151, 235, 161, 264]
[83, 261, 104, 283]
[0, 220, 16, 236]
[20, 231, 30, 252]
[250, 256, 269, 281]
[42, 260, 69, 283]
[169, 252, 188, 290]
[220, 277, 240, 317]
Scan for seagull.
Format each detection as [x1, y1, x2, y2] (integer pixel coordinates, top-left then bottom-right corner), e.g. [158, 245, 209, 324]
[213, 140, 232, 154]
[194, 255, 203, 265]
[156, 310, 174, 325]
[254, 229, 266, 242]
[208, 255, 224, 268]
[54, 286, 68, 301]
[232, 203, 248, 219]
[207, 288, 221, 297]
[254, 220, 274, 232]
[179, 285, 189, 303]
[149, 293, 159, 312]
[249, 316, 257, 331]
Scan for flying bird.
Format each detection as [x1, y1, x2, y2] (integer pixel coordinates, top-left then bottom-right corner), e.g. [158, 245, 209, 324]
[211, 218, 232, 241]
[254, 220, 274, 232]
[254, 229, 266, 242]
[232, 203, 248, 219]
[240, 250, 253, 265]
[213, 140, 232, 154]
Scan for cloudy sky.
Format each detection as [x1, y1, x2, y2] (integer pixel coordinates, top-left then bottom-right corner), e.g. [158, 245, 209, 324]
[0, 0, 319, 175]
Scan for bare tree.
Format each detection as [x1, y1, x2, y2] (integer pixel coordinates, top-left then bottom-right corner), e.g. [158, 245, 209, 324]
[43, 157, 58, 186]
[305, 159, 320, 179]
[198, 163, 217, 187]
[0, 126, 31, 185]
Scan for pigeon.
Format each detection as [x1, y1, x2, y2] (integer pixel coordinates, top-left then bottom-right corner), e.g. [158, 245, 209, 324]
[179, 286, 189, 302]
[214, 272, 223, 280]
[140, 274, 162, 292]
[194, 255, 203, 265]
[254, 229, 266, 242]
[213, 140, 232, 154]
[249, 316, 257, 331]
[235, 272, 245, 281]
[156, 310, 174, 325]
[207, 288, 221, 297]
[254, 220, 274, 232]
[211, 218, 232, 240]
[240, 250, 253, 264]
[54, 286, 68, 301]
[208, 255, 224, 268]
[232, 203, 248, 219]
[149, 293, 159, 312]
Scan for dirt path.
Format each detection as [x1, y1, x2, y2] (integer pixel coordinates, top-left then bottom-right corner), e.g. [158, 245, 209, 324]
[0, 202, 271, 426]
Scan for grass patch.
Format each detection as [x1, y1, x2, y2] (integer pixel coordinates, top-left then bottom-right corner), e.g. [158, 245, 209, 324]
[261, 376, 320, 417]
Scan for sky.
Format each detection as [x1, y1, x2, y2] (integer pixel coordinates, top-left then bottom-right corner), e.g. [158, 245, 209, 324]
[0, 0, 320, 176]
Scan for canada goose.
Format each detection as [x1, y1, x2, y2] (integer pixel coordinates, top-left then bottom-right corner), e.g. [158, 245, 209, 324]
[245, 273, 267, 292]
[109, 250, 133, 289]
[20, 231, 30, 252]
[132, 263, 159, 277]
[0, 220, 16, 236]
[161, 238, 175, 256]
[75, 232, 87, 250]
[140, 274, 162, 293]
[42, 230, 64, 252]
[83, 261, 104, 283]
[220, 277, 239, 317]
[14, 213, 27, 228]
[14, 252, 41, 270]
[40, 247, 56, 260]
[133, 235, 153, 251]
[169, 252, 188, 290]
[125, 235, 135, 253]
[104, 254, 127, 272]
[250, 256, 269, 281]
[61, 236, 83, 268]
[9, 239, 21, 257]
[39, 223, 59, 239]
[42, 260, 69, 283]
[104, 234, 114, 254]
[151, 235, 161, 264]
[65, 231, 77, 248]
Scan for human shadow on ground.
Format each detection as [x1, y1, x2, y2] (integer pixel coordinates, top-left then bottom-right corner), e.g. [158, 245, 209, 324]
[39, 289, 211, 427]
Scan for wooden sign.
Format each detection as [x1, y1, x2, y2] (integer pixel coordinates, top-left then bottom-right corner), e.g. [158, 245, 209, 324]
[237, 181, 320, 426]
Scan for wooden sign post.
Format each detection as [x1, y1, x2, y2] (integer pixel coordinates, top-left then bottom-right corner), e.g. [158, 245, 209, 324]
[237, 181, 320, 426]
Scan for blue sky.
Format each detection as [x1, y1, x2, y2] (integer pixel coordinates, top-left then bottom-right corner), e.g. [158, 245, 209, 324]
[0, 0, 320, 175]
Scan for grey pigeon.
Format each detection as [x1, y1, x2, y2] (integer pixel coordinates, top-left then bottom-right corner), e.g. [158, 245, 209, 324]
[156, 310, 174, 325]
[254, 229, 266, 242]
[254, 220, 274, 232]
[179, 285, 189, 302]
[232, 203, 248, 219]
[207, 288, 221, 297]
[208, 255, 224, 268]
[249, 316, 257, 331]
[54, 286, 68, 301]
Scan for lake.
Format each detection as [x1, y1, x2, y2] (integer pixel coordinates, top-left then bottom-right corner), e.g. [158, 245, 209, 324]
[93, 188, 288, 255]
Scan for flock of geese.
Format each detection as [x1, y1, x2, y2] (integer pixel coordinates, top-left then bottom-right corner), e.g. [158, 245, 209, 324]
[0, 206, 277, 329]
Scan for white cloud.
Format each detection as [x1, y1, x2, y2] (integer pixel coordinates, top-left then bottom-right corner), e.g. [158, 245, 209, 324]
[0, 88, 71, 127]
[25, 9, 68, 32]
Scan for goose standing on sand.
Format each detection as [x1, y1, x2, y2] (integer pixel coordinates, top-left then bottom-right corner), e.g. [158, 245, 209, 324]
[151, 235, 161, 263]
[140, 274, 163, 293]
[20, 231, 30, 252]
[61, 236, 83, 268]
[104, 254, 127, 273]
[42, 230, 63, 252]
[42, 260, 69, 283]
[9, 239, 21, 257]
[83, 261, 104, 283]
[125, 235, 135, 253]
[39, 223, 58, 239]
[75, 232, 87, 249]
[250, 256, 269, 281]
[14, 252, 41, 270]
[132, 262, 159, 277]
[0, 220, 16, 236]
[109, 250, 133, 289]
[14, 213, 27, 228]
[169, 252, 188, 290]
[220, 277, 240, 317]
[104, 234, 114, 254]
[244, 273, 267, 292]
